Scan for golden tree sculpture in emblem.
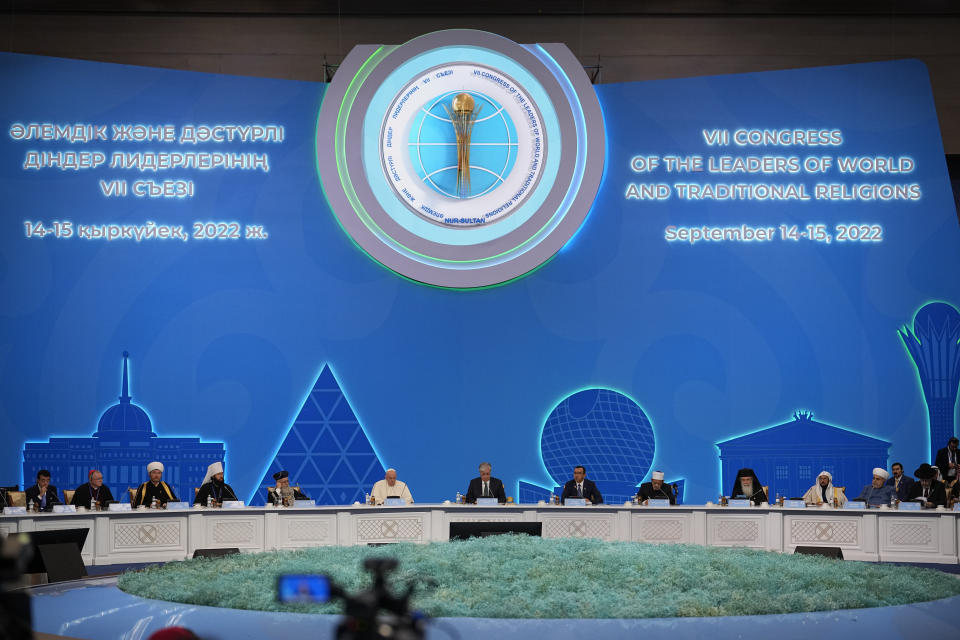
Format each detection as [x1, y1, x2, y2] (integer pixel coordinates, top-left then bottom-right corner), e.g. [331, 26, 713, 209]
[443, 92, 482, 199]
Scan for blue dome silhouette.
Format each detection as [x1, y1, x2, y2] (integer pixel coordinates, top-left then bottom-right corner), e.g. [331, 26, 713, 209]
[95, 352, 155, 436]
[540, 388, 655, 499]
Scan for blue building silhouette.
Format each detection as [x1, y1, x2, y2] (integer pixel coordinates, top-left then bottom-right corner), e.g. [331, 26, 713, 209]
[716, 412, 890, 500]
[249, 365, 385, 505]
[519, 388, 660, 504]
[899, 302, 960, 461]
[22, 352, 224, 502]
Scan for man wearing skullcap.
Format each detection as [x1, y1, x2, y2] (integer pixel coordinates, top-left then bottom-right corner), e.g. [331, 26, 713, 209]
[71, 469, 115, 509]
[266, 470, 309, 506]
[132, 462, 178, 507]
[802, 470, 846, 507]
[194, 461, 238, 506]
[907, 463, 947, 508]
[856, 468, 895, 506]
[729, 468, 767, 505]
[637, 470, 676, 505]
[370, 468, 414, 505]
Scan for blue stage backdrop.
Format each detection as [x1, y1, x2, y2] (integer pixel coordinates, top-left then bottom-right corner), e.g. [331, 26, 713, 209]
[1, 46, 959, 506]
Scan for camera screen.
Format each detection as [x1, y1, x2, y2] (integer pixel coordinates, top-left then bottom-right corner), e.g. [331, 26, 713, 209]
[277, 574, 332, 603]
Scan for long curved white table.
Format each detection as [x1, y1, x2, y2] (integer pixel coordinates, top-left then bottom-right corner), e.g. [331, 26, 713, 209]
[2, 503, 957, 565]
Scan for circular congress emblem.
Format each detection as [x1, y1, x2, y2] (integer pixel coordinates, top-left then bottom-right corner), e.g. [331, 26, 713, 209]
[317, 30, 605, 288]
[381, 64, 544, 227]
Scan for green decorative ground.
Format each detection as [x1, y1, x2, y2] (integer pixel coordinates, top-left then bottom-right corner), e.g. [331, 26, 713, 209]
[117, 536, 960, 619]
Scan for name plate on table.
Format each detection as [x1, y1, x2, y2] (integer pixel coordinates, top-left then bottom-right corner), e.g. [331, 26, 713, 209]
[898, 501, 922, 511]
[843, 501, 866, 509]
[3, 506, 26, 514]
[564, 498, 587, 507]
[221, 501, 245, 508]
[53, 504, 76, 513]
[783, 500, 806, 508]
[166, 502, 191, 510]
[647, 499, 671, 507]
[727, 499, 752, 508]
[383, 498, 405, 506]
[108, 503, 132, 512]
[476, 498, 499, 506]
[954, 503, 960, 512]
[294, 500, 317, 507]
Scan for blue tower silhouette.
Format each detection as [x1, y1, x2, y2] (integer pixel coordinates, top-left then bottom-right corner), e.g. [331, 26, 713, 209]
[97, 351, 154, 436]
[899, 302, 960, 461]
[249, 365, 385, 505]
[22, 352, 224, 502]
[529, 388, 656, 504]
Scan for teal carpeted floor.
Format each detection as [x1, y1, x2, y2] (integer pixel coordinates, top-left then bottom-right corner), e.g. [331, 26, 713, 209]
[117, 536, 960, 619]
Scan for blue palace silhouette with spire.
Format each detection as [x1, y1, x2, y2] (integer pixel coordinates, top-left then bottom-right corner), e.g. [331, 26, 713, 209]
[21, 352, 224, 503]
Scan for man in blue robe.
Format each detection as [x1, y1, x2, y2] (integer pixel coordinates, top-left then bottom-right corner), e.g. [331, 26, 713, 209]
[856, 468, 894, 506]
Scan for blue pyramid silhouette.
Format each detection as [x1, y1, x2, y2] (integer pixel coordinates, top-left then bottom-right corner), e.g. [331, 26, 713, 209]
[248, 365, 385, 505]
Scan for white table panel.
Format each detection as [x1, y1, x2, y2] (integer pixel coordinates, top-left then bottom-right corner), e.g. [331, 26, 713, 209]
[783, 512, 878, 561]
[538, 511, 619, 541]
[879, 513, 958, 563]
[632, 511, 696, 544]
[2, 504, 957, 566]
[706, 511, 769, 548]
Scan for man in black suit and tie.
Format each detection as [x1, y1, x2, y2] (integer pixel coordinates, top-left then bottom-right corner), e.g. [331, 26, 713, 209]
[561, 466, 603, 504]
[465, 462, 506, 504]
[934, 437, 959, 486]
[25, 469, 60, 512]
[885, 462, 915, 502]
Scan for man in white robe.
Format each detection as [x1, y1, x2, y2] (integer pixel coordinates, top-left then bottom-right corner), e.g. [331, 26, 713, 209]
[802, 470, 846, 507]
[370, 468, 413, 505]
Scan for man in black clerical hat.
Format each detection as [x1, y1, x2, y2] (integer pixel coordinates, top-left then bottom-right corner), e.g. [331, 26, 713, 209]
[907, 463, 947, 508]
[266, 470, 309, 506]
[729, 468, 767, 505]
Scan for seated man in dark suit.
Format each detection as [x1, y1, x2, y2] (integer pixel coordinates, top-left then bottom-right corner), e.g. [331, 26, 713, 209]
[637, 470, 675, 505]
[464, 461, 506, 504]
[561, 465, 603, 504]
[71, 469, 115, 509]
[885, 462, 915, 502]
[907, 463, 947, 508]
[934, 437, 959, 486]
[25, 469, 60, 512]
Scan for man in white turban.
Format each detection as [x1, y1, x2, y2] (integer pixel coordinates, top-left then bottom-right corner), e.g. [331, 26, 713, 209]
[132, 461, 178, 507]
[855, 467, 894, 506]
[636, 471, 676, 505]
[194, 461, 238, 506]
[802, 470, 846, 507]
